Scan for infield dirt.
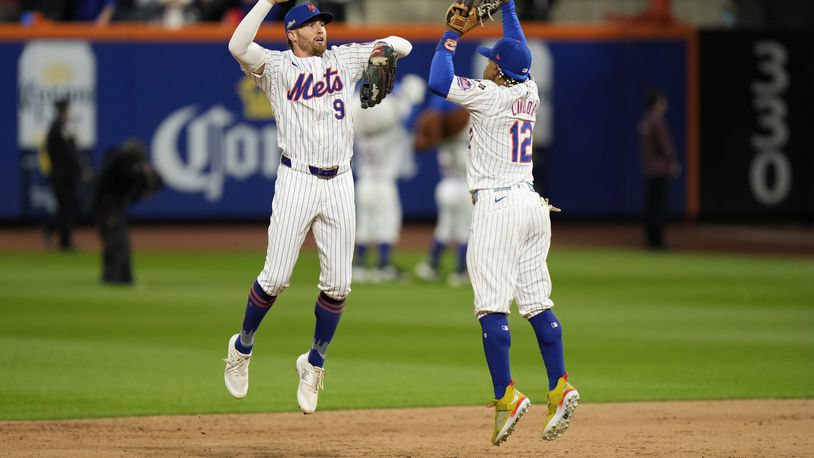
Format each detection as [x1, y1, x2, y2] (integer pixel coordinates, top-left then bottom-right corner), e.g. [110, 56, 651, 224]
[2, 400, 813, 457]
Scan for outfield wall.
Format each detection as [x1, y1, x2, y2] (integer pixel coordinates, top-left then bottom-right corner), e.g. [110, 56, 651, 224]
[1, 23, 696, 221]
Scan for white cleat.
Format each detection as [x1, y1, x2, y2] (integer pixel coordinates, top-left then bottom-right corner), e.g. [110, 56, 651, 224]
[414, 261, 440, 282]
[295, 353, 325, 414]
[447, 271, 470, 288]
[224, 334, 251, 399]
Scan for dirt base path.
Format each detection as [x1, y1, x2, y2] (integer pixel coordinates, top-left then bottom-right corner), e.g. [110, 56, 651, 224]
[2, 400, 812, 457]
[2, 222, 814, 257]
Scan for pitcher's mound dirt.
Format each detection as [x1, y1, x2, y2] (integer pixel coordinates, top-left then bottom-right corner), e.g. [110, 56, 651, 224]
[2, 400, 812, 457]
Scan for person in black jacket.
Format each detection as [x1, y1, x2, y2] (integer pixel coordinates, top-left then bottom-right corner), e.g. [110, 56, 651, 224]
[93, 139, 162, 284]
[639, 90, 681, 250]
[46, 99, 85, 251]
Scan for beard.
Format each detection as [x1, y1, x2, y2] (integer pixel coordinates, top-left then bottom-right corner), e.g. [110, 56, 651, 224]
[310, 39, 327, 56]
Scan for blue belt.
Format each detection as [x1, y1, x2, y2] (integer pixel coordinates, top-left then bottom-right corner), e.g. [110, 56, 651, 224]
[281, 155, 340, 179]
[471, 183, 534, 204]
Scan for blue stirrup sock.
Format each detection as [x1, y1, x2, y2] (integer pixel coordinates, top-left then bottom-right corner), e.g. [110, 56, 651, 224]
[455, 243, 468, 274]
[429, 240, 445, 268]
[235, 280, 276, 354]
[308, 292, 345, 367]
[378, 243, 392, 268]
[480, 313, 512, 399]
[529, 309, 566, 390]
[354, 244, 368, 267]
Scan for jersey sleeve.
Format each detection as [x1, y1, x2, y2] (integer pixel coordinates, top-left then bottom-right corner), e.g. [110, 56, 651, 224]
[445, 76, 496, 113]
[331, 42, 377, 83]
[245, 49, 284, 93]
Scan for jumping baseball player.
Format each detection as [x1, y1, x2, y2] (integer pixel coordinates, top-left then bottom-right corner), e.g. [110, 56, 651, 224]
[350, 74, 426, 283]
[223, 0, 411, 414]
[413, 94, 472, 287]
[430, 0, 579, 445]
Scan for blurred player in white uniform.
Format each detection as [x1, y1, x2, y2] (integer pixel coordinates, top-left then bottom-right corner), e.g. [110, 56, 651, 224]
[413, 94, 472, 287]
[222, 0, 411, 414]
[351, 75, 426, 283]
[429, 0, 578, 446]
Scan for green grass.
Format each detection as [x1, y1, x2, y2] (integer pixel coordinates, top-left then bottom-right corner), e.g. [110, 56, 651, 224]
[1, 247, 813, 420]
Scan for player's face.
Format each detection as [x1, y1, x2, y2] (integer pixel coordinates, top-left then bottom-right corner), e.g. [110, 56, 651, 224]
[483, 60, 499, 82]
[289, 20, 328, 57]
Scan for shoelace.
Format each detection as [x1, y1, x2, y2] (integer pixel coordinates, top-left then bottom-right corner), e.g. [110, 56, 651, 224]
[302, 367, 325, 393]
[224, 354, 249, 377]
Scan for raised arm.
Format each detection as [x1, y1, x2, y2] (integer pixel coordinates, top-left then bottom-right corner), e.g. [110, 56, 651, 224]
[501, 0, 526, 44]
[428, 30, 459, 98]
[376, 36, 413, 58]
[228, 0, 285, 74]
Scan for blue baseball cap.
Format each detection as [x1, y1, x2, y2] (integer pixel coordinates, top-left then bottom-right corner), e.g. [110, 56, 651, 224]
[284, 3, 333, 32]
[477, 38, 531, 81]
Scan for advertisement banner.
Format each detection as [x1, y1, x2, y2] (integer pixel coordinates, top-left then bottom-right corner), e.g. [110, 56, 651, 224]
[700, 30, 814, 219]
[0, 34, 688, 221]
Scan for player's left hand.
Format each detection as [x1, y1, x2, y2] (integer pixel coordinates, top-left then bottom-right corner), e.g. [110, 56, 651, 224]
[445, 0, 507, 36]
[360, 44, 397, 109]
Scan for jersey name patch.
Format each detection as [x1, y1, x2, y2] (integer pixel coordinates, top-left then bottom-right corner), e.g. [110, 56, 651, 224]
[287, 67, 345, 102]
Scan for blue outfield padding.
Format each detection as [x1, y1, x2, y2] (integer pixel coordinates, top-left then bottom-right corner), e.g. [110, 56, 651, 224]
[0, 37, 687, 220]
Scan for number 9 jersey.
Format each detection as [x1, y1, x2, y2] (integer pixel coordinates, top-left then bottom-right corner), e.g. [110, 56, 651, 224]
[444, 75, 539, 192]
[246, 43, 380, 167]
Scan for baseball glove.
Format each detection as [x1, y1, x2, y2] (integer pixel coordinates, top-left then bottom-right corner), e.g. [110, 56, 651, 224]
[445, 0, 507, 36]
[360, 44, 397, 109]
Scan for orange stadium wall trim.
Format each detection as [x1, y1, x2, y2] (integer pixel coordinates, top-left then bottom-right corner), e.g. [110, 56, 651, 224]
[0, 23, 699, 221]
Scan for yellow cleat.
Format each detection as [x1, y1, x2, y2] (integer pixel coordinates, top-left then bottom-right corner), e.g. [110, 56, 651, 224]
[542, 373, 580, 441]
[490, 381, 531, 446]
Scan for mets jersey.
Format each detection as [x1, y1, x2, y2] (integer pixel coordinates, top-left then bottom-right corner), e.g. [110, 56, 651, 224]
[444, 76, 539, 191]
[246, 43, 379, 167]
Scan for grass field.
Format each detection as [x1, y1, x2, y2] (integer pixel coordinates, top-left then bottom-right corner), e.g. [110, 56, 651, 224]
[1, 247, 813, 420]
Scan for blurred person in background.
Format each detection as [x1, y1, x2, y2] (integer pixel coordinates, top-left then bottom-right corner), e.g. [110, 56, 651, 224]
[93, 139, 163, 284]
[0, 0, 20, 21]
[350, 75, 426, 283]
[128, 0, 200, 27]
[20, 0, 68, 20]
[516, 0, 556, 21]
[73, 0, 117, 24]
[46, 99, 92, 251]
[413, 94, 472, 287]
[639, 89, 680, 250]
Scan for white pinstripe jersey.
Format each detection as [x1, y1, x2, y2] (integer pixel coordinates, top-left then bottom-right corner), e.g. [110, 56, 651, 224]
[246, 43, 378, 167]
[445, 76, 539, 191]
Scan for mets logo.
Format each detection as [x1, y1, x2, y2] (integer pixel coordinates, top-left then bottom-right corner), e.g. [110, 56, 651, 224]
[287, 67, 344, 102]
[456, 76, 474, 91]
[306, 3, 317, 12]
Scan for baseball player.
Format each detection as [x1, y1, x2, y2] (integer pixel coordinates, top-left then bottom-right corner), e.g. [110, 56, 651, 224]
[429, 0, 579, 445]
[223, 0, 412, 414]
[413, 94, 472, 287]
[350, 75, 426, 283]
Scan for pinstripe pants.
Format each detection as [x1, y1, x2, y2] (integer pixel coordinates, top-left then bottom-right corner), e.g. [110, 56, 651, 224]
[257, 165, 356, 300]
[467, 185, 554, 318]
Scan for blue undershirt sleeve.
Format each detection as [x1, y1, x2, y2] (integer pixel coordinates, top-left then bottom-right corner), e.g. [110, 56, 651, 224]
[428, 32, 460, 99]
[501, 0, 527, 45]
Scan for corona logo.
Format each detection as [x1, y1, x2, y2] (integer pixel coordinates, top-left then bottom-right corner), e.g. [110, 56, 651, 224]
[152, 105, 280, 201]
[237, 76, 274, 120]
